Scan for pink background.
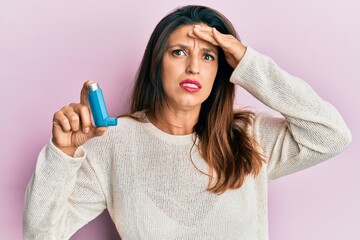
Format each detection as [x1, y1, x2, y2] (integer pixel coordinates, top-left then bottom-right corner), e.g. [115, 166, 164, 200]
[1, 0, 359, 239]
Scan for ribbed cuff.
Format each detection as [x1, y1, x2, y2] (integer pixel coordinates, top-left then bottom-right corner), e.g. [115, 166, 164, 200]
[47, 139, 87, 164]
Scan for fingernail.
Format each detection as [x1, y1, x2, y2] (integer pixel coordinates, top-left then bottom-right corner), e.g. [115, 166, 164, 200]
[194, 25, 201, 29]
[84, 127, 90, 133]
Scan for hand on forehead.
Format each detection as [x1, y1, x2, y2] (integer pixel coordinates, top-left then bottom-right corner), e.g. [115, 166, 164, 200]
[187, 24, 220, 47]
[187, 24, 246, 69]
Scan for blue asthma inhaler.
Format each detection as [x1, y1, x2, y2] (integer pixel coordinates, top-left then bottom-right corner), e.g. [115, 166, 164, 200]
[87, 82, 118, 127]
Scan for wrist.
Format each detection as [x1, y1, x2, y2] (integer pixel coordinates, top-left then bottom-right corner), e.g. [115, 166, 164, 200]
[238, 44, 247, 62]
[59, 147, 78, 157]
[51, 138, 78, 157]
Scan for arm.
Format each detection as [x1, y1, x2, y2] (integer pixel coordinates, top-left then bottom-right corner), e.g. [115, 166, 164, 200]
[230, 47, 352, 180]
[24, 141, 106, 239]
[190, 25, 351, 180]
[24, 81, 109, 239]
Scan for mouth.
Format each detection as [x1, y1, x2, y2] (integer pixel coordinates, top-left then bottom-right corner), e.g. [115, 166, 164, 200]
[179, 79, 202, 92]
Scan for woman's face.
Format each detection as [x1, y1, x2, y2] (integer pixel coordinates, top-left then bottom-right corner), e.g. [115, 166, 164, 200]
[161, 24, 218, 112]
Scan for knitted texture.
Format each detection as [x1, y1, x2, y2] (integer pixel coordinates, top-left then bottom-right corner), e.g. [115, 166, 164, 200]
[24, 47, 351, 240]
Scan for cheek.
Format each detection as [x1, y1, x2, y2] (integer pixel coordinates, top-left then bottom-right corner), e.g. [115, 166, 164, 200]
[161, 66, 181, 97]
[207, 65, 218, 86]
[162, 57, 181, 79]
[203, 77, 217, 97]
[203, 66, 218, 95]
[161, 60, 173, 88]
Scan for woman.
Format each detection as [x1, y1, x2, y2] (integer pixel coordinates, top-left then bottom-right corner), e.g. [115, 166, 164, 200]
[24, 5, 351, 240]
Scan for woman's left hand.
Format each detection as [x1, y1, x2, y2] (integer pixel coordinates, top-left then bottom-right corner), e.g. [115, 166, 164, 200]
[188, 25, 246, 69]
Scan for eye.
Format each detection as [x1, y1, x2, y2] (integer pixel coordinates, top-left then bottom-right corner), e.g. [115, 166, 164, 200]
[172, 49, 186, 56]
[203, 53, 215, 61]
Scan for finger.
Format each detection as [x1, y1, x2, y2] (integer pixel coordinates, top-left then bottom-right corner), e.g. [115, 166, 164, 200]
[212, 28, 226, 47]
[212, 28, 246, 62]
[62, 106, 81, 132]
[80, 80, 94, 106]
[213, 28, 240, 51]
[53, 110, 71, 132]
[194, 24, 214, 33]
[70, 103, 93, 133]
[191, 25, 219, 46]
[93, 126, 107, 137]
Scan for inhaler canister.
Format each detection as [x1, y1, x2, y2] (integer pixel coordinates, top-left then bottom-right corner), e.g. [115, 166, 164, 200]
[87, 83, 118, 127]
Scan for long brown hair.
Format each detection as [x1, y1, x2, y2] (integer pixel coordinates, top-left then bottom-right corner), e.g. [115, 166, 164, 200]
[130, 5, 264, 194]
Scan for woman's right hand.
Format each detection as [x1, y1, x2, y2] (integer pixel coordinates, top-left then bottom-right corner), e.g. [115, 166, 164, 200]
[52, 80, 107, 156]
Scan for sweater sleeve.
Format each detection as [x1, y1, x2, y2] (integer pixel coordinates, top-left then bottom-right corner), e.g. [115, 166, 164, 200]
[23, 140, 106, 239]
[230, 47, 352, 181]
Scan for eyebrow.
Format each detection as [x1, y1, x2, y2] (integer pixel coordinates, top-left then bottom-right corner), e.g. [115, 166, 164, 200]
[167, 44, 218, 54]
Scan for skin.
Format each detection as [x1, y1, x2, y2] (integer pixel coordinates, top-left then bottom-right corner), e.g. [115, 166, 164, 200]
[149, 24, 219, 135]
[52, 80, 107, 156]
[52, 24, 247, 156]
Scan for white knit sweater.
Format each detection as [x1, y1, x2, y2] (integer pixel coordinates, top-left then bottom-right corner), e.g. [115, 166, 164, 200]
[23, 47, 351, 240]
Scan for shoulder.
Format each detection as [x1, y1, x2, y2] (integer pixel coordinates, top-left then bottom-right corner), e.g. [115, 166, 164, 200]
[85, 111, 148, 148]
[115, 114, 145, 132]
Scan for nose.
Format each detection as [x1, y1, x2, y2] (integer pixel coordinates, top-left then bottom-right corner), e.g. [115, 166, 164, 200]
[186, 56, 200, 75]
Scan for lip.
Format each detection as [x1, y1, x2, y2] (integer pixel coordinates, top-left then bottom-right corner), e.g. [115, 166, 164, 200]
[179, 79, 202, 93]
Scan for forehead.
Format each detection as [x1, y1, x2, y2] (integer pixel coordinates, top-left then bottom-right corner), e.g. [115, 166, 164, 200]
[167, 24, 216, 49]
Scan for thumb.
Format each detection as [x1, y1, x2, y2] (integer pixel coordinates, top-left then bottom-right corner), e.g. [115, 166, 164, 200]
[86, 126, 108, 140]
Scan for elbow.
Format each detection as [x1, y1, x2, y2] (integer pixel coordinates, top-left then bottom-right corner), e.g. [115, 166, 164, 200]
[310, 123, 352, 158]
[327, 126, 352, 157]
[23, 209, 38, 240]
[23, 217, 35, 240]
[339, 127, 352, 149]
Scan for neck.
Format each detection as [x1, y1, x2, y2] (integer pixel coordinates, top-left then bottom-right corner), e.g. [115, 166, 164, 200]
[148, 107, 200, 135]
